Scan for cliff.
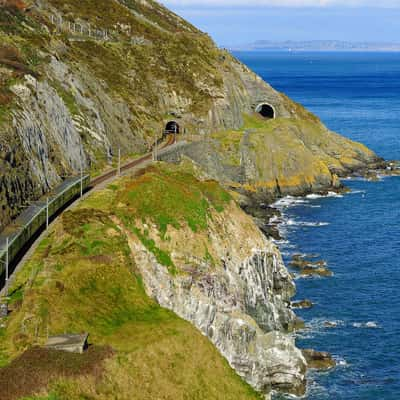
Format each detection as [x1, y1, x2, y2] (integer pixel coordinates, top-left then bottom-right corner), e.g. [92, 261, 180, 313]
[0, 0, 381, 229]
[159, 113, 380, 203]
[1, 162, 305, 399]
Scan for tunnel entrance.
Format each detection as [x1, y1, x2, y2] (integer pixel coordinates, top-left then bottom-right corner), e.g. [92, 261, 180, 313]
[255, 103, 275, 119]
[165, 121, 180, 135]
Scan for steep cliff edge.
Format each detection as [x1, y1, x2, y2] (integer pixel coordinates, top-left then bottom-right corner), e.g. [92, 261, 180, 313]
[1, 162, 306, 399]
[159, 112, 381, 202]
[0, 0, 381, 229]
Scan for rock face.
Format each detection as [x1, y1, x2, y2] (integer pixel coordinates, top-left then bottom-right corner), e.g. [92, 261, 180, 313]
[114, 196, 307, 397]
[158, 116, 382, 204]
[0, 0, 383, 228]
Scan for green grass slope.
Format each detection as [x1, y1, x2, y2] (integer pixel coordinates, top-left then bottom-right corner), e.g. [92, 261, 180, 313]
[0, 164, 261, 400]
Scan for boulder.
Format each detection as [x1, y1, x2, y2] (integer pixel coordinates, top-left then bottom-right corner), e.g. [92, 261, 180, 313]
[302, 349, 336, 370]
[291, 299, 313, 309]
[300, 267, 333, 277]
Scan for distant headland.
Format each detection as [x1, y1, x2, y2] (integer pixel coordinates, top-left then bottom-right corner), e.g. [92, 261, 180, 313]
[228, 40, 400, 52]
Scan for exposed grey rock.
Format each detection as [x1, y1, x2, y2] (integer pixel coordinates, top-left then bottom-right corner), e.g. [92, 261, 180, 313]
[118, 210, 307, 397]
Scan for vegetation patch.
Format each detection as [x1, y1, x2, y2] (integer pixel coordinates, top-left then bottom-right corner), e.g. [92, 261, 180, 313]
[119, 164, 232, 237]
[0, 346, 113, 400]
[130, 224, 177, 275]
[0, 168, 261, 399]
[51, 81, 80, 116]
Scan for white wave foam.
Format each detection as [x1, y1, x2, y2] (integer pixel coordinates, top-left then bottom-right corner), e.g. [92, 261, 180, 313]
[273, 196, 310, 209]
[281, 219, 329, 227]
[297, 318, 345, 337]
[299, 376, 331, 400]
[352, 321, 379, 329]
[327, 191, 344, 198]
[349, 190, 366, 195]
[342, 176, 369, 182]
[299, 221, 330, 227]
[333, 355, 349, 368]
[305, 191, 343, 199]
[273, 239, 290, 245]
[306, 193, 324, 199]
[269, 215, 280, 223]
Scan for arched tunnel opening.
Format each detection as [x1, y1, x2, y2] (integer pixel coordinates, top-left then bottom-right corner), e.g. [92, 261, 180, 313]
[256, 103, 275, 119]
[165, 121, 180, 134]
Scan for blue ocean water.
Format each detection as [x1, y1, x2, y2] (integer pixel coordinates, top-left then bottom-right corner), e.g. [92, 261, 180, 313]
[234, 52, 400, 399]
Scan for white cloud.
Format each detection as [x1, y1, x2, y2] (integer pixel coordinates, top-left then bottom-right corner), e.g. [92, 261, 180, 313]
[162, 0, 400, 7]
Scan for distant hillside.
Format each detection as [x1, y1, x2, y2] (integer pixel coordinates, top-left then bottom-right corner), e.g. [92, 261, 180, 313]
[229, 40, 400, 52]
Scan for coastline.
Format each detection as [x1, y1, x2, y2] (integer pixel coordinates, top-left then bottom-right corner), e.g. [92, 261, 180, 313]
[265, 169, 400, 398]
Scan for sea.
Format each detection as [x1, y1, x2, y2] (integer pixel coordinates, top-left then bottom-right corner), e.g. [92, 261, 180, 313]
[234, 51, 400, 399]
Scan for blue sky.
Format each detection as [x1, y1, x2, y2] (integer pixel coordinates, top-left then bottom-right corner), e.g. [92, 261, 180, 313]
[161, 1, 400, 46]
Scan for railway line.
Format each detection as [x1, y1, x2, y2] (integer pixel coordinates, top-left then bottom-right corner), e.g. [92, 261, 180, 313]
[0, 134, 176, 301]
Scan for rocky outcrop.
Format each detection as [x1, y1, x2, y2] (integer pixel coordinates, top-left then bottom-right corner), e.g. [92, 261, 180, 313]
[157, 116, 382, 204]
[114, 197, 307, 397]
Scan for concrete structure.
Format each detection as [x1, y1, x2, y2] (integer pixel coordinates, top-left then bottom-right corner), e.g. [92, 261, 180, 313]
[45, 333, 89, 354]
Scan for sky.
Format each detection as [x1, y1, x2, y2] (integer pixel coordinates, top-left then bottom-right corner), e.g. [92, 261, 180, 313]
[161, 1, 400, 46]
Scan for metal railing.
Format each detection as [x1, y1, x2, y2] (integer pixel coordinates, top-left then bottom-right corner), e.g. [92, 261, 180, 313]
[0, 175, 90, 298]
[50, 14, 110, 41]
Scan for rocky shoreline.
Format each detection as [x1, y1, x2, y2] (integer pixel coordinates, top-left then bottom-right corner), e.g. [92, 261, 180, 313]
[242, 161, 399, 242]
[239, 161, 400, 395]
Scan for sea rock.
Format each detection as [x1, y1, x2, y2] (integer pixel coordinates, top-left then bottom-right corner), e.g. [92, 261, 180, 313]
[291, 299, 314, 309]
[300, 267, 333, 277]
[290, 255, 327, 269]
[289, 255, 332, 276]
[293, 317, 306, 331]
[365, 171, 380, 181]
[241, 202, 283, 240]
[324, 321, 339, 328]
[302, 349, 336, 370]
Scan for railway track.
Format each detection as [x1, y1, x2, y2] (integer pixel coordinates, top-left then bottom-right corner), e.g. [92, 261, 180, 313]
[91, 134, 175, 187]
[0, 134, 176, 298]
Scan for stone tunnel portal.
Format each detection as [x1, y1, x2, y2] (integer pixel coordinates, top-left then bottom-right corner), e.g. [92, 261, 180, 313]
[256, 103, 275, 119]
[165, 121, 180, 134]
